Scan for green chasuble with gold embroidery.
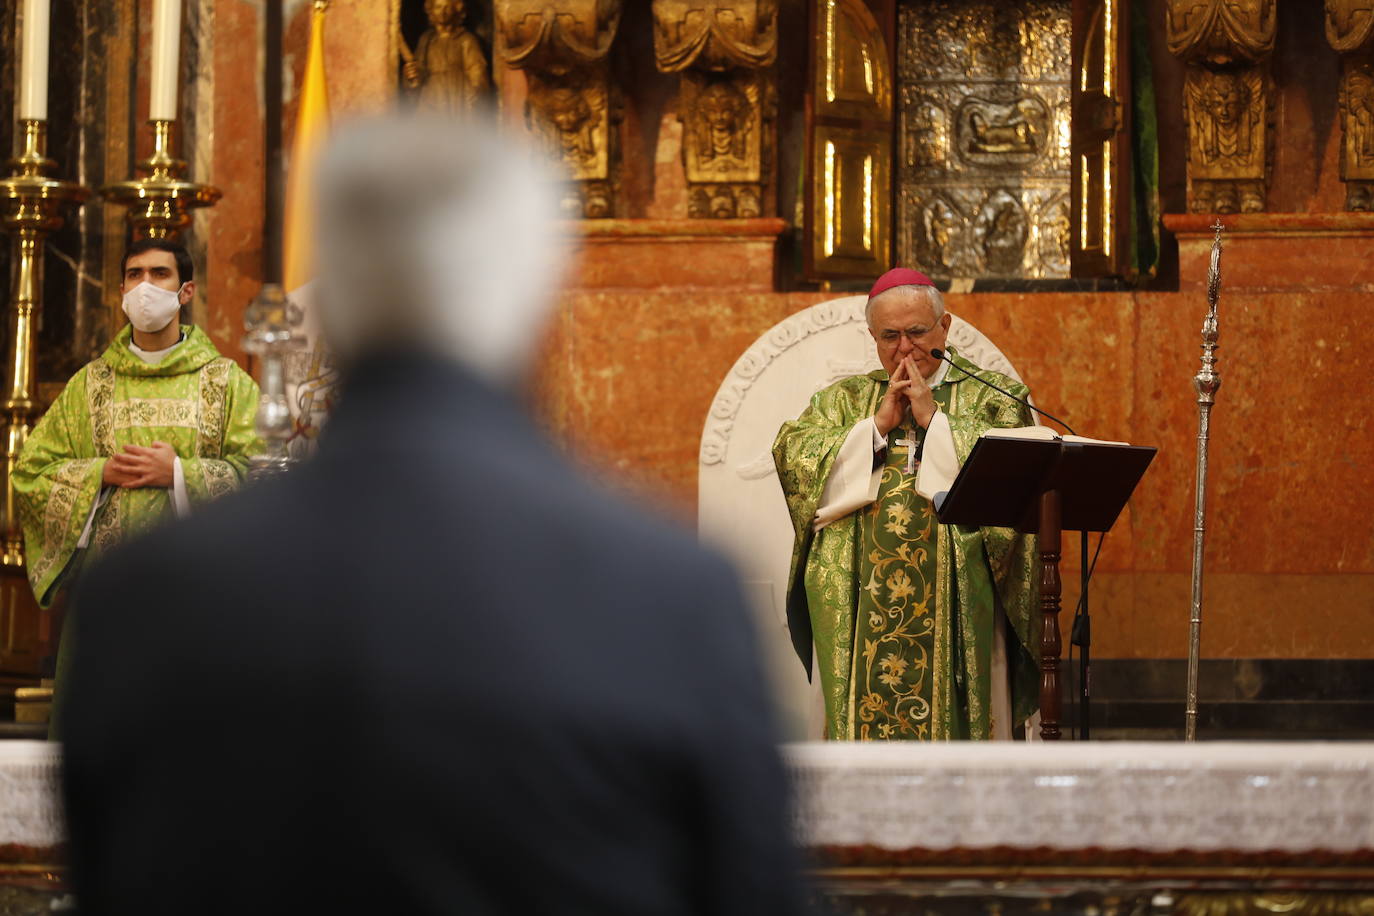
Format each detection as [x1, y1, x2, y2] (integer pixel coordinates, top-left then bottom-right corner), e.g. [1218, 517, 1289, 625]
[773, 348, 1041, 740]
[14, 324, 262, 606]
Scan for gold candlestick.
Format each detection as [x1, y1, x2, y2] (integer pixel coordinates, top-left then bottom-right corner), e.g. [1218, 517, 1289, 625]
[1, 120, 89, 570]
[101, 119, 220, 239]
[1, 120, 88, 685]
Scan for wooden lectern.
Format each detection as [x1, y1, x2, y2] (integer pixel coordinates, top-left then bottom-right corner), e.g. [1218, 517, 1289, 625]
[935, 433, 1155, 740]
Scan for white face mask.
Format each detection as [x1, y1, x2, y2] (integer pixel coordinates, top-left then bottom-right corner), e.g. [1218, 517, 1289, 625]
[121, 280, 185, 334]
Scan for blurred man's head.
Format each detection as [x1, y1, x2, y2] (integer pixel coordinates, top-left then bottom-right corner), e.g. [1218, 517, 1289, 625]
[315, 113, 565, 384]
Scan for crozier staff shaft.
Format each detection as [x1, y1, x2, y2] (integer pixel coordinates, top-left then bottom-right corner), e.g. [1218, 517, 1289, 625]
[1185, 220, 1224, 742]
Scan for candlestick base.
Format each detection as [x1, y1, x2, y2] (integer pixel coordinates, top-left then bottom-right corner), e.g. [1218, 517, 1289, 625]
[100, 119, 220, 239]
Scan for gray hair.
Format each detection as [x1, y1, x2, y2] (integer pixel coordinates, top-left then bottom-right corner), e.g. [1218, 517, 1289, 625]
[315, 111, 566, 384]
[864, 283, 946, 327]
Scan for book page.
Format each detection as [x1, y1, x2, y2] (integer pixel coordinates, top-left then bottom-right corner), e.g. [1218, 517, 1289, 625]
[980, 427, 1130, 446]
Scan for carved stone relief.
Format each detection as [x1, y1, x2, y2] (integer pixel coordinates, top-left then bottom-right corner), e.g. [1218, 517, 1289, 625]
[1167, 0, 1276, 214]
[896, 1, 1072, 280]
[653, 0, 777, 218]
[1327, 0, 1374, 210]
[496, 0, 623, 217]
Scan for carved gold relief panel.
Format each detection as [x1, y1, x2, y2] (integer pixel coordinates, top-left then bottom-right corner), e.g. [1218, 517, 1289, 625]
[496, 0, 623, 217]
[1167, 0, 1275, 213]
[896, 1, 1072, 280]
[1327, 0, 1374, 209]
[654, 0, 778, 218]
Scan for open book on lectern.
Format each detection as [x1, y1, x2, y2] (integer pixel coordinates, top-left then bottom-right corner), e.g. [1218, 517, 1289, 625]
[934, 426, 1157, 535]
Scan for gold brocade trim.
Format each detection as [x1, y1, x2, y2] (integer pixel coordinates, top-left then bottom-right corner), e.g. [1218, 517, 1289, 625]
[113, 398, 197, 430]
[930, 388, 960, 741]
[196, 358, 232, 459]
[94, 488, 122, 552]
[199, 460, 237, 499]
[29, 459, 98, 591]
[86, 360, 117, 455]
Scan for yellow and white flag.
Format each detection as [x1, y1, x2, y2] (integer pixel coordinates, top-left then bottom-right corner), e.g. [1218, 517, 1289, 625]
[283, 1, 336, 458]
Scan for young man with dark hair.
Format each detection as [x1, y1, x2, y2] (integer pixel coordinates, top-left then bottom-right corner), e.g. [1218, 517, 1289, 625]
[13, 239, 261, 633]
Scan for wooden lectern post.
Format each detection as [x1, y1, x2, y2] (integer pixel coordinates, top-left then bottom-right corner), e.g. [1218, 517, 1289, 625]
[1037, 489, 1062, 741]
[934, 434, 1155, 742]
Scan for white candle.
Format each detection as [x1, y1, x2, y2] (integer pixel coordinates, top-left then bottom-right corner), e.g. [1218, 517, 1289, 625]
[149, 0, 182, 121]
[19, 0, 50, 121]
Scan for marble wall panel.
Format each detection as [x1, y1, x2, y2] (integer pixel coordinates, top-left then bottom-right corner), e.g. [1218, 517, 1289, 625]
[533, 285, 1374, 660]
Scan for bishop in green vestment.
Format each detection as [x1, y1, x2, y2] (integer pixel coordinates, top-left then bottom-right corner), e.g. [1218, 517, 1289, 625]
[14, 240, 262, 609]
[773, 270, 1040, 741]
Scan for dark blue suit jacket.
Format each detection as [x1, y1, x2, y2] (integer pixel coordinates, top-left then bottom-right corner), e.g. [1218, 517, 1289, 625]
[62, 350, 804, 915]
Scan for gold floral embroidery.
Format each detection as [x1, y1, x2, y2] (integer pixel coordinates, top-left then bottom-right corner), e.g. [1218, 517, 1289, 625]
[29, 459, 98, 592]
[94, 488, 123, 552]
[113, 398, 197, 430]
[199, 460, 237, 499]
[86, 360, 117, 455]
[196, 358, 232, 459]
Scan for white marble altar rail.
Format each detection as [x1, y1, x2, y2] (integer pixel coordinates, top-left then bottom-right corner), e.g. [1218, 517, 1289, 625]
[786, 742, 1374, 855]
[8, 740, 1374, 859]
[0, 741, 62, 849]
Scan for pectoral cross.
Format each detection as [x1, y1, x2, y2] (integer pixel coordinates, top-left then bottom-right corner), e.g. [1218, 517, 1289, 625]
[895, 435, 918, 474]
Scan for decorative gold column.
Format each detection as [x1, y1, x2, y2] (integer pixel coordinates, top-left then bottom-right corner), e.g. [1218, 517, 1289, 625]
[652, 0, 777, 219]
[496, 1, 623, 218]
[1326, 2, 1374, 210]
[0, 121, 88, 676]
[101, 119, 220, 238]
[1167, 0, 1276, 214]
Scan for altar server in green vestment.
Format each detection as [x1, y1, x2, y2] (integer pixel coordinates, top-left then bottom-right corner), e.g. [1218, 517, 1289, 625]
[14, 238, 261, 612]
[773, 268, 1040, 741]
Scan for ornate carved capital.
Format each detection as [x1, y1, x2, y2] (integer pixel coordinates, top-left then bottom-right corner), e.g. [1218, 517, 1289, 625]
[652, 0, 778, 72]
[1326, 1, 1374, 209]
[496, 0, 623, 217]
[1168, 0, 1276, 213]
[653, 0, 777, 218]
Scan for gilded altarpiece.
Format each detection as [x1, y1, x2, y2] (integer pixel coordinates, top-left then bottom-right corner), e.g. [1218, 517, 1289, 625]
[1167, 0, 1275, 214]
[653, 1, 778, 219]
[895, 1, 1073, 280]
[1326, 1, 1374, 211]
[1072, 0, 1134, 278]
[807, 0, 894, 280]
[496, 0, 623, 218]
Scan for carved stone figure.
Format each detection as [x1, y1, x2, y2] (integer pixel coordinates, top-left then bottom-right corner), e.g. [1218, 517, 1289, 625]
[1035, 196, 1071, 277]
[653, 0, 777, 218]
[959, 98, 1046, 162]
[1326, 0, 1374, 209]
[1167, 0, 1276, 213]
[495, 0, 623, 217]
[403, 0, 491, 115]
[695, 80, 751, 166]
[978, 192, 1028, 275]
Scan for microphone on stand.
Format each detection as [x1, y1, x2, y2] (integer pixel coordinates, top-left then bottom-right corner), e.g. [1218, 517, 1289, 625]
[928, 347, 1076, 436]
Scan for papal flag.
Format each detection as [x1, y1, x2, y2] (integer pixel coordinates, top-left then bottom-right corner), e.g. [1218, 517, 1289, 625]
[283, 0, 337, 459]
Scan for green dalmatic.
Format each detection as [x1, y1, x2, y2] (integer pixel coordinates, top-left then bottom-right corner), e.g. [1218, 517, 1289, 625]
[14, 324, 262, 606]
[773, 348, 1042, 740]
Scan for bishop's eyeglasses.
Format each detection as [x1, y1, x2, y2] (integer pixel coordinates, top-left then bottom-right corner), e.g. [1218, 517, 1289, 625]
[875, 325, 939, 348]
